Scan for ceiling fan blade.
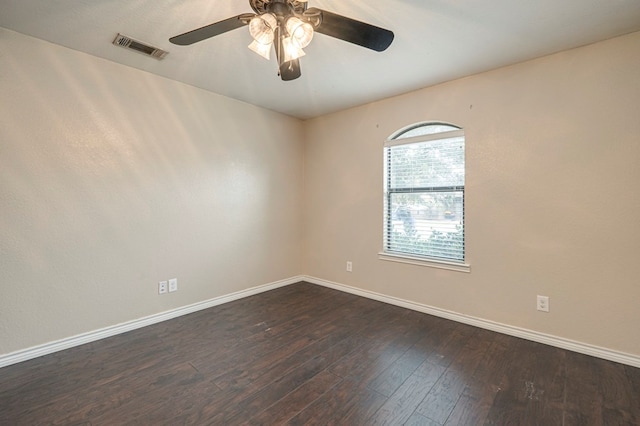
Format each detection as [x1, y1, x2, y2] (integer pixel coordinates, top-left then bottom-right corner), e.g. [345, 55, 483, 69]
[279, 59, 302, 81]
[170, 14, 253, 45]
[306, 8, 394, 52]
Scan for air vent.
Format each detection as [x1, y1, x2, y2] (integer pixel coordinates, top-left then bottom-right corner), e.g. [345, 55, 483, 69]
[112, 33, 168, 60]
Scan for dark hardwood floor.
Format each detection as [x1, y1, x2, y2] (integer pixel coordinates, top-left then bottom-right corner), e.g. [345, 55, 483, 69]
[1, 282, 639, 425]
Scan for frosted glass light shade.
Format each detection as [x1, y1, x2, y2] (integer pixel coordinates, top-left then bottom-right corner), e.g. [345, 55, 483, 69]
[248, 39, 272, 60]
[282, 36, 306, 62]
[249, 13, 277, 44]
[285, 17, 313, 48]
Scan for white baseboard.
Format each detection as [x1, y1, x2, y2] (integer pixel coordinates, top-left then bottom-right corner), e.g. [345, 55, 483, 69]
[4, 275, 639, 370]
[303, 275, 640, 369]
[0, 276, 303, 369]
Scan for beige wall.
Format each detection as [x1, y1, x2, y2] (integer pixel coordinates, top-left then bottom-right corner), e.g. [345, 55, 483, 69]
[303, 31, 640, 357]
[0, 29, 303, 355]
[2, 26, 639, 361]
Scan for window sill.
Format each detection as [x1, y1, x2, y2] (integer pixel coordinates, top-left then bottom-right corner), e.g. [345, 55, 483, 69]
[378, 252, 471, 273]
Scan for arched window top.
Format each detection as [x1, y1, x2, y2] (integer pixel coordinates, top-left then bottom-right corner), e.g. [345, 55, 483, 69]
[391, 122, 462, 140]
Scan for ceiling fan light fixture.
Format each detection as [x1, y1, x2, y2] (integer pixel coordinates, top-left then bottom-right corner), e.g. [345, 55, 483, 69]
[248, 39, 273, 60]
[282, 36, 306, 62]
[285, 16, 314, 48]
[249, 13, 277, 44]
[170, 0, 395, 81]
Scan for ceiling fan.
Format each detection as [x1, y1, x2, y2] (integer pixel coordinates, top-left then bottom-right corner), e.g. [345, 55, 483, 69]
[169, 0, 394, 81]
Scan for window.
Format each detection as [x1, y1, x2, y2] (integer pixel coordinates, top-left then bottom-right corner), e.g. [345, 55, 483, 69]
[382, 123, 467, 270]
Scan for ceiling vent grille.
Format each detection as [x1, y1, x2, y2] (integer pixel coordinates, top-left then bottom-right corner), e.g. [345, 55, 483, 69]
[112, 33, 168, 60]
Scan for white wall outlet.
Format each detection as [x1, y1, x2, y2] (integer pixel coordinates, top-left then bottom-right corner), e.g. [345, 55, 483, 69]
[346, 261, 352, 272]
[158, 281, 168, 294]
[168, 278, 178, 292]
[537, 295, 549, 312]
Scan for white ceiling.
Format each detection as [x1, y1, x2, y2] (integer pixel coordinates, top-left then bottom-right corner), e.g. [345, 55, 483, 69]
[2, 0, 640, 119]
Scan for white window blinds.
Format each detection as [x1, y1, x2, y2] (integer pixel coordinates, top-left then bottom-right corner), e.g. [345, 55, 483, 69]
[384, 125, 465, 262]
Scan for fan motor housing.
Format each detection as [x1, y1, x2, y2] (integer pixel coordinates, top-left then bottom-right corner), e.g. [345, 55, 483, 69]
[251, 0, 307, 15]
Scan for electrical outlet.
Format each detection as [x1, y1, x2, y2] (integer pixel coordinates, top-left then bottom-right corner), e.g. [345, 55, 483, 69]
[537, 295, 549, 312]
[169, 278, 178, 292]
[346, 261, 352, 272]
[158, 281, 168, 294]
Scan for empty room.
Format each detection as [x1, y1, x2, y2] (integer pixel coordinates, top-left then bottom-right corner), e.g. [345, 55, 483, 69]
[1, 1, 640, 424]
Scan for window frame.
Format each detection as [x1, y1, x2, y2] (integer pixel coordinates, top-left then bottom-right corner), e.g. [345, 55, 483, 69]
[379, 122, 470, 273]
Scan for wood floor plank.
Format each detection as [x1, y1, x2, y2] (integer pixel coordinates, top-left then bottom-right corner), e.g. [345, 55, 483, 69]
[208, 297, 404, 400]
[212, 296, 381, 390]
[521, 343, 566, 425]
[176, 316, 375, 421]
[455, 334, 536, 423]
[193, 302, 390, 424]
[367, 361, 446, 425]
[624, 364, 640, 422]
[185, 292, 364, 378]
[424, 323, 478, 368]
[479, 338, 542, 425]
[247, 369, 342, 425]
[285, 377, 388, 425]
[1, 281, 639, 425]
[327, 310, 434, 385]
[454, 333, 519, 425]
[444, 383, 498, 426]
[563, 351, 605, 425]
[338, 389, 392, 425]
[85, 364, 218, 425]
[415, 327, 494, 424]
[405, 412, 443, 426]
[367, 346, 429, 397]
[593, 357, 639, 425]
[211, 354, 335, 424]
